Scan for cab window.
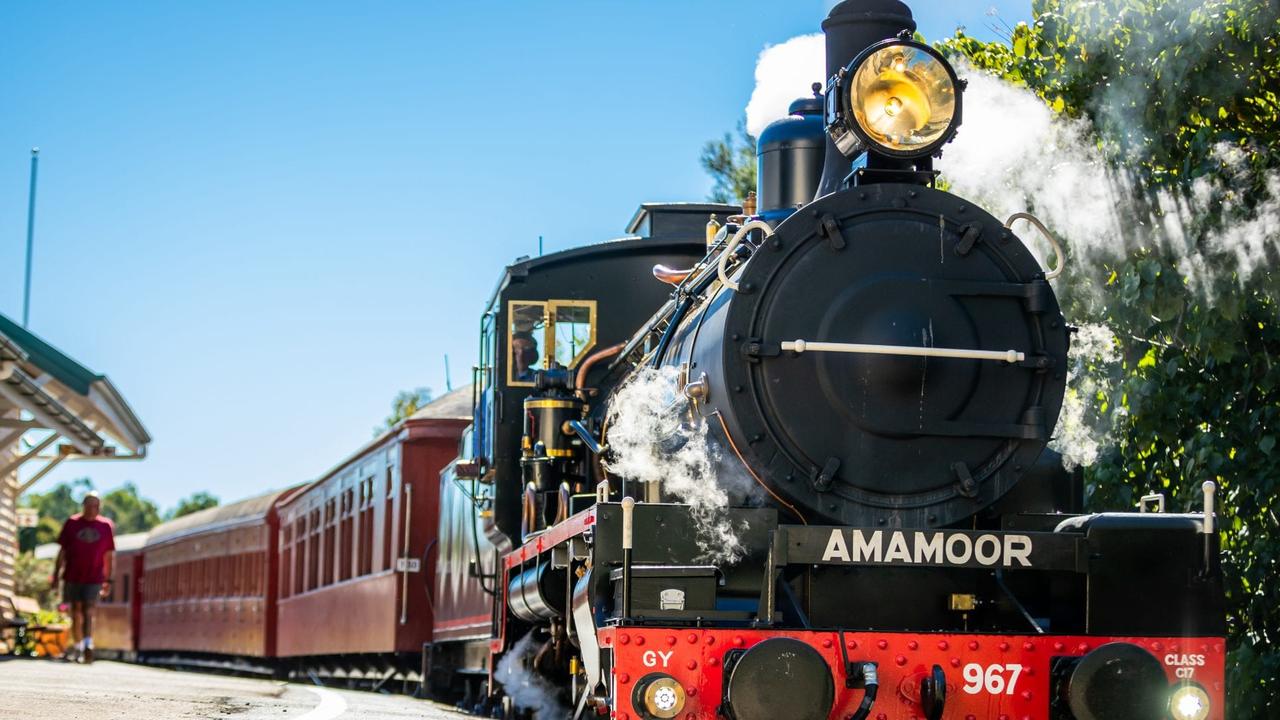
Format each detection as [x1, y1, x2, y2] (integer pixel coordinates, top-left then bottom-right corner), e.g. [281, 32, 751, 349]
[508, 301, 547, 386]
[506, 299, 597, 387]
[552, 301, 596, 367]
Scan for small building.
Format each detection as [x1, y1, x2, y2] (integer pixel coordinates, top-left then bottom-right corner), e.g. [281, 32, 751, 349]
[0, 313, 150, 599]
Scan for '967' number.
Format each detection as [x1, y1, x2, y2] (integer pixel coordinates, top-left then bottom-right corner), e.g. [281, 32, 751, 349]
[962, 663, 1024, 695]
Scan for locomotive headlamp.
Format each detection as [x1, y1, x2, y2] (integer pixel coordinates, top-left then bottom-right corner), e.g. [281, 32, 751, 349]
[634, 674, 686, 719]
[1169, 685, 1211, 720]
[825, 39, 962, 159]
[1062, 642, 1169, 720]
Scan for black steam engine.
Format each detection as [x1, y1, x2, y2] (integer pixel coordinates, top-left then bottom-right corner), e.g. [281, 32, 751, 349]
[443, 2, 1228, 719]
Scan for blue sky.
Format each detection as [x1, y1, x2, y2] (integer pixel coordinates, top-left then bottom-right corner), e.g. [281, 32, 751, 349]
[0, 1, 1029, 509]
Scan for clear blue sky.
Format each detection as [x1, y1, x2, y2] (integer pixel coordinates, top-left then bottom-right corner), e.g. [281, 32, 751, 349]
[0, 1, 1028, 509]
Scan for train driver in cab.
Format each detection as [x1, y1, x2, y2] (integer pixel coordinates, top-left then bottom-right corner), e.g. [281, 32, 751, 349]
[512, 330, 540, 383]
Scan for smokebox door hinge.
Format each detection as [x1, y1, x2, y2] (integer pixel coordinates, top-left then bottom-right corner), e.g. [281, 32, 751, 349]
[812, 456, 840, 492]
[1023, 279, 1052, 313]
[952, 461, 978, 498]
[742, 339, 781, 360]
[1016, 353, 1055, 371]
[817, 213, 846, 251]
[954, 223, 982, 256]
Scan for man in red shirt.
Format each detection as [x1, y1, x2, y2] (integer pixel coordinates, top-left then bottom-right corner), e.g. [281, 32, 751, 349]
[52, 491, 115, 664]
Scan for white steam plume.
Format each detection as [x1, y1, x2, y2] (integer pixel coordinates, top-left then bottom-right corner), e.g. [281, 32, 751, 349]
[1053, 324, 1123, 470]
[936, 67, 1119, 268]
[744, 34, 825, 137]
[604, 366, 749, 564]
[940, 63, 1280, 294]
[494, 633, 568, 720]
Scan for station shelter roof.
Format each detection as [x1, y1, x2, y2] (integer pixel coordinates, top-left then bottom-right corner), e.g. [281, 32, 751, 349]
[0, 313, 150, 464]
[1, 312, 151, 600]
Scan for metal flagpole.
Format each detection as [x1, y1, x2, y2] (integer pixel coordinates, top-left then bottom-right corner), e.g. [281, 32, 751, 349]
[444, 354, 452, 391]
[23, 148, 39, 328]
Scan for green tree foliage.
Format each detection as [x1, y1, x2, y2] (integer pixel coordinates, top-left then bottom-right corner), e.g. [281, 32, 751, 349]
[377, 387, 433, 435]
[166, 491, 220, 520]
[700, 120, 758, 204]
[100, 482, 162, 534]
[938, 2, 1280, 716]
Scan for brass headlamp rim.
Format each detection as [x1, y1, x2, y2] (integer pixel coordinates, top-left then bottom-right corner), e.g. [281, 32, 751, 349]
[824, 38, 964, 160]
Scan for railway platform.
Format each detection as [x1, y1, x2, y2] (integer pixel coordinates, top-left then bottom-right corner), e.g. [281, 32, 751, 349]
[0, 658, 471, 720]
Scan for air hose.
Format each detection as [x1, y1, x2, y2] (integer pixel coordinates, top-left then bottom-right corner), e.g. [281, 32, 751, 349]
[848, 662, 879, 720]
[838, 632, 880, 720]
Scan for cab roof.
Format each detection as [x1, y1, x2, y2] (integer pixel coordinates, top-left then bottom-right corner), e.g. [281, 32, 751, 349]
[484, 202, 738, 311]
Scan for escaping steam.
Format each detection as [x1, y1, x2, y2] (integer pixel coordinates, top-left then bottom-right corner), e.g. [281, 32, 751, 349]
[604, 366, 749, 564]
[494, 633, 568, 720]
[938, 66, 1280, 294]
[1052, 324, 1123, 470]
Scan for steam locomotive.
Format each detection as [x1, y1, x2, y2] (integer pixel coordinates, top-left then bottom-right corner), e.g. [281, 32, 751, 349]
[434, 2, 1228, 720]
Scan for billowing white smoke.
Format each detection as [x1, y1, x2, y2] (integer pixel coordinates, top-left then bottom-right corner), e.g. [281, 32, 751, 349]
[494, 633, 568, 719]
[744, 34, 825, 137]
[604, 366, 748, 564]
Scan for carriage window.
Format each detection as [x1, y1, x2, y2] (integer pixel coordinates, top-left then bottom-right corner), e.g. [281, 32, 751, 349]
[551, 301, 596, 368]
[508, 301, 547, 386]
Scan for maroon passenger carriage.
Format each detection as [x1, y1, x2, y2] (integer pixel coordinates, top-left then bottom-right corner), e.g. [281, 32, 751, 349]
[138, 487, 304, 667]
[90, 392, 540, 696]
[273, 385, 471, 685]
[91, 387, 473, 683]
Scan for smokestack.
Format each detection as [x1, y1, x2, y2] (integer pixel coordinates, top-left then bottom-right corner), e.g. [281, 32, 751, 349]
[815, 0, 916, 198]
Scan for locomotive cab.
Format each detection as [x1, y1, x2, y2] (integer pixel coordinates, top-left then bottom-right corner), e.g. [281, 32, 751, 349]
[461, 203, 738, 552]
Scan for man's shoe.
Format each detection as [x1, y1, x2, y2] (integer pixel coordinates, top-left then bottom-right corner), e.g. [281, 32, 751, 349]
[82, 647, 93, 664]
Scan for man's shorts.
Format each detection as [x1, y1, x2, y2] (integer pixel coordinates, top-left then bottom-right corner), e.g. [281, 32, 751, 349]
[62, 582, 102, 604]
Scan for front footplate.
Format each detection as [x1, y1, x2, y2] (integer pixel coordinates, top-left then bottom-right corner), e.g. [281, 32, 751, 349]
[600, 627, 1225, 720]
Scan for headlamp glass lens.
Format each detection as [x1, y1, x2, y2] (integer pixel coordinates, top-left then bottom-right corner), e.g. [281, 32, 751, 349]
[849, 43, 957, 154]
[1169, 685, 1211, 720]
